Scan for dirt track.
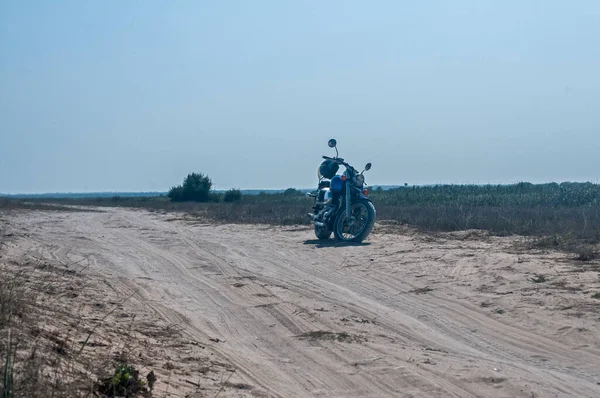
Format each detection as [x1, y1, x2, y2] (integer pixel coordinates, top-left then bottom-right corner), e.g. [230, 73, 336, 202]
[4, 208, 600, 397]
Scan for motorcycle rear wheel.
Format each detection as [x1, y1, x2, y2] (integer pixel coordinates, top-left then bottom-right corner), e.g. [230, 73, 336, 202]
[315, 225, 332, 240]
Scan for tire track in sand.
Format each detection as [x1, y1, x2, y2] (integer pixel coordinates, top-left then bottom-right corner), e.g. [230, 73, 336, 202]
[14, 208, 600, 398]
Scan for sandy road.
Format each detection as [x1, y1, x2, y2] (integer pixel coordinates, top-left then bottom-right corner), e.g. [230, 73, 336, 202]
[5, 208, 600, 397]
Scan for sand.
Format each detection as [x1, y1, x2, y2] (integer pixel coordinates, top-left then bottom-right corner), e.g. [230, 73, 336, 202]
[2, 207, 599, 397]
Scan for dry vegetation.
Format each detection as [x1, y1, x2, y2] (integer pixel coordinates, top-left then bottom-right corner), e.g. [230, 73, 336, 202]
[0, 244, 153, 397]
[0, 223, 240, 397]
[8, 182, 600, 254]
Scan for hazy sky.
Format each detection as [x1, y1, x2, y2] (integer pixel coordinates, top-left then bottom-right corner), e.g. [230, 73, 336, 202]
[1, 1, 599, 193]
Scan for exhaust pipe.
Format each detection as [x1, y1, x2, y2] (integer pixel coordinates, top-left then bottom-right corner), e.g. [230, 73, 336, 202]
[309, 213, 326, 227]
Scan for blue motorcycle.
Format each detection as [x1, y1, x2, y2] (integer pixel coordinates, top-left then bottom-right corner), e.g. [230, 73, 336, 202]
[307, 139, 376, 242]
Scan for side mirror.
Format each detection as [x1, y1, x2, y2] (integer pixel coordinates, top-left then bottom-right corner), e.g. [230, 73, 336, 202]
[328, 139, 337, 148]
[365, 163, 372, 171]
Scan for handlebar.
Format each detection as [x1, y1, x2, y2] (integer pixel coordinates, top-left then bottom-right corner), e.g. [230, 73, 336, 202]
[322, 155, 355, 173]
[322, 155, 344, 162]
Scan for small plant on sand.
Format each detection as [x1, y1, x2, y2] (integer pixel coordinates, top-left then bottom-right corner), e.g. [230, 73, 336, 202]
[530, 274, 548, 283]
[97, 364, 149, 397]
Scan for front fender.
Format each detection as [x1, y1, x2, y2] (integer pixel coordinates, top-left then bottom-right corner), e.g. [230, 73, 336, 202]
[335, 196, 374, 218]
[359, 194, 373, 203]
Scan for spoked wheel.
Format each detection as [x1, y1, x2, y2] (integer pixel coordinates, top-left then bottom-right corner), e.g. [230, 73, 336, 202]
[333, 200, 376, 243]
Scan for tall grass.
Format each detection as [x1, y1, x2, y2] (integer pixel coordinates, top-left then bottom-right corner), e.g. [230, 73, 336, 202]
[4, 182, 600, 241]
[369, 183, 600, 240]
[371, 182, 600, 208]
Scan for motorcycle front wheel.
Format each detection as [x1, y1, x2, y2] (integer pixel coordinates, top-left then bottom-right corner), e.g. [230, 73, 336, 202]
[333, 199, 376, 243]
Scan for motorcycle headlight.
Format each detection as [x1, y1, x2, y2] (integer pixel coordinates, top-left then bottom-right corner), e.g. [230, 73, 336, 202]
[355, 174, 365, 187]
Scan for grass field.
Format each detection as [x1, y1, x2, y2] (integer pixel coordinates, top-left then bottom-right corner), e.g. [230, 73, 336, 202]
[3, 182, 600, 254]
[4, 182, 600, 234]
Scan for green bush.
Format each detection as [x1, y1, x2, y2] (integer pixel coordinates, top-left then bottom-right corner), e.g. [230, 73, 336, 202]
[167, 186, 183, 201]
[223, 188, 243, 203]
[168, 173, 213, 202]
[96, 364, 149, 397]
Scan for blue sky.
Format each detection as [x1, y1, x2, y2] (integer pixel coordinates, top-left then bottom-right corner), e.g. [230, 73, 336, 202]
[1, 1, 599, 193]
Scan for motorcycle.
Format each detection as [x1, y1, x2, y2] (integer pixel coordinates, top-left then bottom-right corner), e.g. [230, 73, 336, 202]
[307, 139, 376, 242]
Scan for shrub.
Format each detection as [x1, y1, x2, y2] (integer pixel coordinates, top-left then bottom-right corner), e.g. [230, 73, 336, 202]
[167, 185, 183, 201]
[283, 188, 304, 196]
[96, 364, 149, 397]
[168, 173, 213, 202]
[574, 245, 597, 261]
[223, 188, 243, 203]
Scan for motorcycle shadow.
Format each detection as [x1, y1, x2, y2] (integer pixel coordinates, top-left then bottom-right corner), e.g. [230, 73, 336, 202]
[303, 239, 372, 248]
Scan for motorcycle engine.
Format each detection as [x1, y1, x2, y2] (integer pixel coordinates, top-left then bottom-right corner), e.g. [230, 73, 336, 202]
[314, 188, 336, 223]
[322, 204, 335, 221]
